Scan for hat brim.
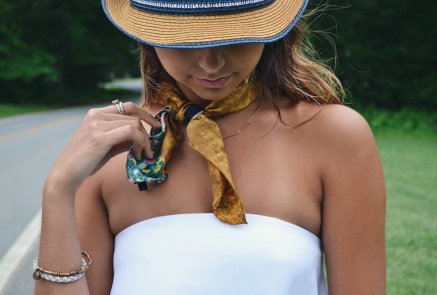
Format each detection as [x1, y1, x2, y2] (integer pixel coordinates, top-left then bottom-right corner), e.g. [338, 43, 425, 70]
[102, 0, 308, 48]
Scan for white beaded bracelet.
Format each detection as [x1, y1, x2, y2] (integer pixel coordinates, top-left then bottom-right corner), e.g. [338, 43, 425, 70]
[34, 269, 86, 283]
[33, 251, 92, 284]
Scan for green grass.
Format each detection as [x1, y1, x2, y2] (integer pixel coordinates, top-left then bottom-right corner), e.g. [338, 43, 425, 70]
[376, 133, 437, 295]
[0, 103, 53, 118]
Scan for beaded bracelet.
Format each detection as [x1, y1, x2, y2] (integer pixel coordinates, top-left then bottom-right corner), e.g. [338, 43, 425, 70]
[33, 251, 92, 284]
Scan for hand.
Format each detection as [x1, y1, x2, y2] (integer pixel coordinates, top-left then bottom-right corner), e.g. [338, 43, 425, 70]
[47, 102, 161, 194]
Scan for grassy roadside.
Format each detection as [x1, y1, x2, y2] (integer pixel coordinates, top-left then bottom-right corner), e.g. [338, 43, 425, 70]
[0, 84, 141, 119]
[0, 103, 54, 118]
[376, 134, 437, 295]
[362, 109, 436, 294]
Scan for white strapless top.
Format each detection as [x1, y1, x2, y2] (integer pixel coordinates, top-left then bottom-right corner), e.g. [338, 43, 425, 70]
[111, 214, 328, 294]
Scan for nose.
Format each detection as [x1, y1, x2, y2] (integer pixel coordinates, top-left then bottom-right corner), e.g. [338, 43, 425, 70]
[197, 48, 225, 74]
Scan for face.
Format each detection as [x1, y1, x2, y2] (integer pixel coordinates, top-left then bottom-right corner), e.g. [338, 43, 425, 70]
[154, 44, 264, 106]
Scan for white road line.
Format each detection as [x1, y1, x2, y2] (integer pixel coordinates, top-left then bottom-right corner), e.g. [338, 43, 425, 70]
[0, 210, 41, 293]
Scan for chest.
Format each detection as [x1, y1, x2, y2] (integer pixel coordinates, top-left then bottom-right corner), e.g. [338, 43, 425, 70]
[103, 118, 323, 237]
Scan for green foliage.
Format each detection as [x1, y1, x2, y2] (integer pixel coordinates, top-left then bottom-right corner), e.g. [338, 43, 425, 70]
[359, 107, 437, 136]
[0, 0, 435, 109]
[0, 1, 57, 82]
[0, 0, 137, 104]
[310, 0, 437, 110]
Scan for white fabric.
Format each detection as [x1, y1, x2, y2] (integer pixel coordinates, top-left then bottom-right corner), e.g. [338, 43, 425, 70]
[111, 213, 328, 294]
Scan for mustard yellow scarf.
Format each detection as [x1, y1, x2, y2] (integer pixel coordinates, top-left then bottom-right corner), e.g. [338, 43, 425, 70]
[127, 76, 259, 225]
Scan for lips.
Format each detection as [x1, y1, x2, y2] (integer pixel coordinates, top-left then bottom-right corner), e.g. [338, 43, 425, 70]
[196, 75, 231, 88]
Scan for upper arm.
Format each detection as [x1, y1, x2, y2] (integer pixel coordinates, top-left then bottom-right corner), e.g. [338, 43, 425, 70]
[75, 173, 114, 295]
[320, 106, 386, 294]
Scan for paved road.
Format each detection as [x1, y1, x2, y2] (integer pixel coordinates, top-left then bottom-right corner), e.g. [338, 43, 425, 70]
[0, 106, 91, 294]
[0, 80, 141, 295]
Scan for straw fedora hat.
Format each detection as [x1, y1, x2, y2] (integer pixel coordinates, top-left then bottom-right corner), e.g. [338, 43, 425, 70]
[102, 0, 309, 48]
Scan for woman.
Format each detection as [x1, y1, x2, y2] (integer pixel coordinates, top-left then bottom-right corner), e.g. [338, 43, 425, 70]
[34, 0, 386, 294]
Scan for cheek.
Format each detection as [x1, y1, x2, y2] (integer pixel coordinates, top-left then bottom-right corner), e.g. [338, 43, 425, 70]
[234, 44, 265, 69]
[251, 45, 265, 64]
[154, 49, 192, 77]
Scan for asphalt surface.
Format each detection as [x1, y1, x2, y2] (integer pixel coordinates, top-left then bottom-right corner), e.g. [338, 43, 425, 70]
[0, 106, 91, 294]
[0, 79, 142, 295]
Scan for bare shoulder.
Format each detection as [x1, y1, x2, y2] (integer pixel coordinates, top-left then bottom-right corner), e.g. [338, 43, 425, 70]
[290, 102, 376, 156]
[309, 103, 373, 142]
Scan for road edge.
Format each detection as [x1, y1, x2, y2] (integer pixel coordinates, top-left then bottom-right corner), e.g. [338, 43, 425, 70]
[0, 210, 41, 294]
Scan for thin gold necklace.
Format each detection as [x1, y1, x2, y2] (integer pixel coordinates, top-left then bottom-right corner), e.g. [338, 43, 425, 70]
[181, 101, 261, 141]
[222, 100, 261, 140]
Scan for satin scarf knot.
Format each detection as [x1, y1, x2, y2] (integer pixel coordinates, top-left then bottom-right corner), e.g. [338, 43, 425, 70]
[127, 76, 259, 224]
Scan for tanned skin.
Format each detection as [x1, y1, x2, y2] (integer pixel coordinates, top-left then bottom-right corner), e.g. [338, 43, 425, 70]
[36, 45, 385, 295]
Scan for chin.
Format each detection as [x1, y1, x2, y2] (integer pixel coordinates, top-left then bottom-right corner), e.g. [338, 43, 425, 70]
[178, 76, 242, 104]
[196, 88, 234, 102]
[197, 81, 240, 98]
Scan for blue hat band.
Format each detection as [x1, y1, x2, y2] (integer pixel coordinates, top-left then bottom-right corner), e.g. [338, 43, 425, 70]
[130, 0, 274, 15]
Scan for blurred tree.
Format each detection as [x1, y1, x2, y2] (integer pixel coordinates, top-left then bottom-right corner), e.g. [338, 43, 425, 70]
[0, 0, 435, 109]
[0, 0, 137, 104]
[0, 1, 58, 101]
[312, 0, 436, 109]
[0, 3, 56, 81]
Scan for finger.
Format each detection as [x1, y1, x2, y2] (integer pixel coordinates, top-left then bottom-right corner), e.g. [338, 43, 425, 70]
[142, 141, 153, 159]
[90, 102, 161, 128]
[132, 133, 153, 161]
[88, 117, 149, 135]
[95, 116, 153, 159]
[103, 124, 153, 160]
[96, 115, 159, 139]
[103, 120, 153, 160]
[122, 102, 161, 128]
[97, 113, 155, 129]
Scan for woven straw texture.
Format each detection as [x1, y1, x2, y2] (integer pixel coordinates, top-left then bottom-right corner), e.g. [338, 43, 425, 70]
[103, 0, 306, 47]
